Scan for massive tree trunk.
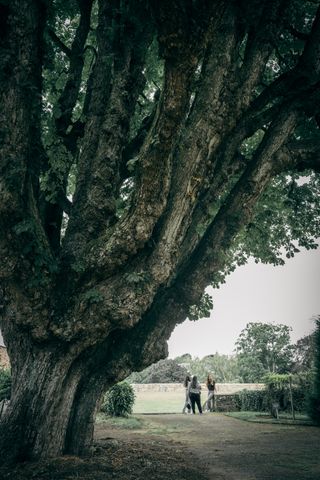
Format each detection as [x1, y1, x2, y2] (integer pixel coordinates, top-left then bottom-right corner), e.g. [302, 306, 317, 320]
[1, 343, 79, 460]
[1, 0, 320, 463]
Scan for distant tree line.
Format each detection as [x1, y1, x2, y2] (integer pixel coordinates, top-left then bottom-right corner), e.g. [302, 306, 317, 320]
[126, 359, 188, 384]
[126, 321, 316, 384]
[1, 320, 316, 389]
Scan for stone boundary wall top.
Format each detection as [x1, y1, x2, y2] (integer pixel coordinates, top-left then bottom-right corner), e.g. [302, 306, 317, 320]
[132, 383, 265, 394]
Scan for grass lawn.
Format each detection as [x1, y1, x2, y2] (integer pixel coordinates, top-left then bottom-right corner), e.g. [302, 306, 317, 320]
[132, 390, 186, 414]
[96, 413, 187, 436]
[225, 411, 314, 426]
[96, 413, 146, 429]
[131, 391, 315, 428]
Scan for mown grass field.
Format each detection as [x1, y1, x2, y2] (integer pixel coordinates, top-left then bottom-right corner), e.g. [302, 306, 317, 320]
[133, 390, 185, 414]
[132, 391, 314, 426]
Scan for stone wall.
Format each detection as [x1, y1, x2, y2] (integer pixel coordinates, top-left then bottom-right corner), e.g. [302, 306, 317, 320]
[0, 346, 10, 369]
[132, 383, 264, 394]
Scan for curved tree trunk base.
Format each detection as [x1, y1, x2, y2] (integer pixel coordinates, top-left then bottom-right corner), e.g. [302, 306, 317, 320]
[0, 348, 90, 464]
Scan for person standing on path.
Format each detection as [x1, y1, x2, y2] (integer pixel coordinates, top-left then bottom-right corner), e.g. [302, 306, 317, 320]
[182, 373, 192, 414]
[203, 374, 216, 412]
[188, 375, 202, 414]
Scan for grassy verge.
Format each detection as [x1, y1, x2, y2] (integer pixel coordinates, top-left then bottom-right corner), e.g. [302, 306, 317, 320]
[96, 413, 191, 436]
[96, 413, 145, 429]
[225, 411, 314, 426]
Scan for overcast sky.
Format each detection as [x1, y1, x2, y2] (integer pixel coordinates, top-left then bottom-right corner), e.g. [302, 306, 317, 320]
[168, 247, 320, 359]
[1, 248, 319, 353]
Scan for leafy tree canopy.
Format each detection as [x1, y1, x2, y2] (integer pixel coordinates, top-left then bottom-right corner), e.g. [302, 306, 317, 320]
[176, 353, 242, 383]
[235, 322, 295, 381]
[126, 359, 188, 384]
[292, 331, 316, 373]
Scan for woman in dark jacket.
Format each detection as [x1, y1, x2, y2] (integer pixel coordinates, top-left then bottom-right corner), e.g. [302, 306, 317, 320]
[188, 375, 202, 414]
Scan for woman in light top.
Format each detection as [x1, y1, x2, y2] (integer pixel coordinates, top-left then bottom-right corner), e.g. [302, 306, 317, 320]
[182, 373, 192, 414]
[188, 375, 202, 414]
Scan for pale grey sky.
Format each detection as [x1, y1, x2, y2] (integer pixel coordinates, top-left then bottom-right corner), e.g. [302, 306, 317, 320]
[1, 248, 319, 354]
[168, 248, 320, 358]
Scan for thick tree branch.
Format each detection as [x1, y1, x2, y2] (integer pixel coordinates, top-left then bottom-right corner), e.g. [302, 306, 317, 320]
[123, 3, 242, 288]
[47, 28, 71, 57]
[132, 3, 284, 287]
[63, 0, 154, 263]
[66, 1, 216, 279]
[41, 0, 94, 253]
[234, 0, 289, 113]
[0, 1, 46, 248]
[134, 1, 295, 288]
[120, 91, 160, 180]
[175, 108, 299, 304]
[275, 140, 320, 173]
[55, 0, 94, 138]
[82, 1, 284, 290]
[0, 0, 55, 344]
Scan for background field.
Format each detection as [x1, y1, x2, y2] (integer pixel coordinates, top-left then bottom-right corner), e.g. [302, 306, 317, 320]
[131, 384, 264, 414]
[133, 390, 189, 414]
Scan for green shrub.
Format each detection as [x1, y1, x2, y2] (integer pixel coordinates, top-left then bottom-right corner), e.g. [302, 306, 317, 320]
[234, 389, 267, 412]
[101, 382, 135, 417]
[290, 377, 312, 413]
[263, 373, 291, 414]
[263, 373, 311, 414]
[0, 368, 11, 402]
[233, 380, 310, 414]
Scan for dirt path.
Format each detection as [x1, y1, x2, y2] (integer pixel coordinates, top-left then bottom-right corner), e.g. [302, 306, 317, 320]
[96, 413, 320, 480]
[2, 414, 319, 480]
